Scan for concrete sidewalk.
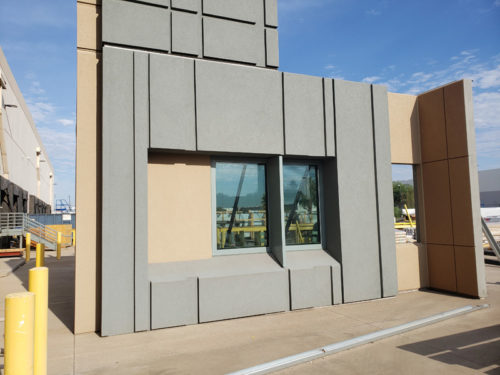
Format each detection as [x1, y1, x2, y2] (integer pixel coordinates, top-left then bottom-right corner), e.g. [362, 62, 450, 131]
[1, 250, 499, 374]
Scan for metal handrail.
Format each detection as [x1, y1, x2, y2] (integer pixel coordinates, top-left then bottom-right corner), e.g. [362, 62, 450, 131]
[0, 213, 73, 247]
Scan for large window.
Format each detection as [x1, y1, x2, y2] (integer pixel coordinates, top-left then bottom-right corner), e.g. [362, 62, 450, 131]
[214, 161, 268, 250]
[283, 164, 320, 246]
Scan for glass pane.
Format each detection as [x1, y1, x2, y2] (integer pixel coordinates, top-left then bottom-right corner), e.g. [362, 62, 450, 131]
[392, 164, 418, 243]
[216, 162, 268, 249]
[283, 165, 320, 245]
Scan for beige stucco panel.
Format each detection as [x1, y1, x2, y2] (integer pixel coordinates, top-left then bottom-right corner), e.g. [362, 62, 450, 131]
[75, 49, 101, 334]
[388, 92, 420, 164]
[77, 1, 101, 51]
[148, 153, 213, 264]
[396, 243, 428, 291]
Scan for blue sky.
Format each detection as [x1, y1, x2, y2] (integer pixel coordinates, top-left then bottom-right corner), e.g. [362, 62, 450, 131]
[0, 0, 76, 204]
[278, 0, 500, 180]
[0, 0, 499, 199]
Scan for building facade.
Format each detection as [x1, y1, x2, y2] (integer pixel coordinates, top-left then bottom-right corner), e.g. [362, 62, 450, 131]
[0, 47, 54, 213]
[76, 0, 486, 336]
[479, 168, 500, 208]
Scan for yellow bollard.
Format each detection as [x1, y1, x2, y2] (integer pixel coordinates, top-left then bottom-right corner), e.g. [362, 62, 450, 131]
[29, 267, 48, 375]
[56, 232, 62, 260]
[36, 243, 45, 267]
[25, 232, 31, 262]
[72, 229, 76, 246]
[4, 292, 35, 375]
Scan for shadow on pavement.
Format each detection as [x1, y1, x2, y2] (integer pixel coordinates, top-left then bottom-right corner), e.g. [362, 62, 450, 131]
[398, 325, 500, 374]
[1, 257, 25, 276]
[11, 253, 75, 332]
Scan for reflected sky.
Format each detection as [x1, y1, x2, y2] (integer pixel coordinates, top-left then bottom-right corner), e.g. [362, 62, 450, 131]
[216, 162, 266, 208]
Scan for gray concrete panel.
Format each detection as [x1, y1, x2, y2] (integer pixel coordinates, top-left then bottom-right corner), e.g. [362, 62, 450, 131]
[372, 84, 398, 298]
[195, 60, 283, 154]
[151, 278, 198, 329]
[171, 0, 199, 12]
[150, 54, 196, 150]
[102, 0, 170, 52]
[267, 156, 286, 267]
[265, 28, 279, 68]
[284, 73, 325, 156]
[202, 0, 261, 23]
[286, 249, 340, 269]
[324, 79, 335, 157]
[286, 251, 341, 308]
[289, 266, 332, 310]
[199, 270, 289, 322]
[133, 52, 150, 332]
[101, 46, 135, 336]
[149, 253, 283, 279]
[334, 79, 381, 303]
[265, 0, 278, 27]
[203, 18, 261, 65]
[172, 11, 202, 56]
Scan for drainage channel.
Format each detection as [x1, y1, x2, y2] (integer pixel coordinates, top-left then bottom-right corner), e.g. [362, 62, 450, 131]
[228, 304, 489, 375]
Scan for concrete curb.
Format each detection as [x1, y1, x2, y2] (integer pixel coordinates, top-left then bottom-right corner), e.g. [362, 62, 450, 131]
[228, 304, 489, 375]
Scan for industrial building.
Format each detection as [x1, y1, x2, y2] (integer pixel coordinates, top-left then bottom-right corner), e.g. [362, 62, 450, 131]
[479, 168, 500, 208]
[76, 0, 486, 336]
[0, 47, 53, 214]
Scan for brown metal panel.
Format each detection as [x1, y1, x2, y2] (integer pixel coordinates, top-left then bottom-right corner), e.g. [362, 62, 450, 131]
[418, 89, 447, 163]
[427, 244, 456, 292]
[454, 246, 478, 296]
[444, 81, 469, 158]
[421, 160, 453, 245]
[448, 157, 475, 246]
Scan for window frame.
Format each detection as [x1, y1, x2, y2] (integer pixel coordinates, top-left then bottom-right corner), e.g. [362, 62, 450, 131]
[211, 157, 270, 256]
[282, 159, 326, 252]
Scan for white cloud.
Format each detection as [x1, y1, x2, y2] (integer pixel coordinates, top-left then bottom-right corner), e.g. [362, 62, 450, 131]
[476, 128, 500, 170]
[26, 100, 55, 123]
[369, 50, 500, 95]
[57, 118, 74, 127]
[470, 65, 500, 89]
[361, 51, 500, 170]
[29, 81, 45, 95]
[495, 0, 500, 6]
[323, 64, 344, 79]
[408, 72, 434, 84]
[362, 76, 381, 83]
[37, 127, 75, 169]
[473, 91, 500, 129]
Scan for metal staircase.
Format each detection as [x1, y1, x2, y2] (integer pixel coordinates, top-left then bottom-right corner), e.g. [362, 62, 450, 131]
[0, 213, 72, 250]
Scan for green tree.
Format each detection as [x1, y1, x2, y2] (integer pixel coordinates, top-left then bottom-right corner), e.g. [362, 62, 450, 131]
[393, 181, 415, 218]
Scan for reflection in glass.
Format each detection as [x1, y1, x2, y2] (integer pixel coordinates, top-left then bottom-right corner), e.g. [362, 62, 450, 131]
[283, 165, 320, 245]
[216, 162, 267, 249]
